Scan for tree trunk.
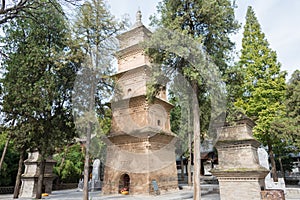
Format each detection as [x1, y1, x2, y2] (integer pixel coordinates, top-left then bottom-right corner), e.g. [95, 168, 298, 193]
[278, 157, 284, 178]
[192, 81, 201, 200]
[0, 135, 10, 171]
[83, 69, 96, 200]
[188, 131, 192, 187]
[268, 142, 278, 182]
[36, 157, 46, 199]
[13, 149, 25, 198]
[83, 123, 92, 200]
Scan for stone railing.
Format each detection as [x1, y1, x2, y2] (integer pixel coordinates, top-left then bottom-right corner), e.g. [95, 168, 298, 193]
[0, 186, 14, 194]
[52, 183, 78, 191]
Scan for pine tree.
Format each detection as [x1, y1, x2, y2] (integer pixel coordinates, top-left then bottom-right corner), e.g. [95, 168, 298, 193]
[235, 6, 287, 182]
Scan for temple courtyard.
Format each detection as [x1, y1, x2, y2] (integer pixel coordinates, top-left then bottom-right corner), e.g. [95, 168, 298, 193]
[0, 184, 299, 200]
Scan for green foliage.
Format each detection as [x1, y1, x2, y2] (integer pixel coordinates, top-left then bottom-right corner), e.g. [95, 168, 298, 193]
[53, 143, 85, 183]
[234, 6, 289, 179]
[0, 0, 81, 156]
[152, 0, 240, 72]
[72, 0, 126, 156]
[273, 143, 295, 173]
[90, 107, 112, 160]
[71, 2, 126, 198]
[286, 70, 300, 148]
[169, 91, 191, 156]
[234, 6, 287, 145]
[270, 70, 300, 150]
[147, 0, 239, 143]
[0, 0, 82, 25]
[74, 0, 127, 54]
[0, 132, 20, 186]
[98, 107, 112, 135]
[72, 0, 127, 123]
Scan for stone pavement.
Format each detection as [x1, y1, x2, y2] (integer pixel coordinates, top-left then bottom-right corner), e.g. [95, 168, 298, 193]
[0, 185, 218, 200]
[0, 184, 299, 200]
[0, 189, 218, 200]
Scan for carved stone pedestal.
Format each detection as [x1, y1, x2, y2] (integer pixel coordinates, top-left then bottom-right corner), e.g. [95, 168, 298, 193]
[211, 118, 269, 200]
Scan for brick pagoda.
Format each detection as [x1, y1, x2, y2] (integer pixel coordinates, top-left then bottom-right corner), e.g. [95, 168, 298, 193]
[102, 11, 178, 195]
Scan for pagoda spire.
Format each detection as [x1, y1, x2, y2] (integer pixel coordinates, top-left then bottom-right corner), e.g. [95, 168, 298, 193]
[132, 9, 143, 28]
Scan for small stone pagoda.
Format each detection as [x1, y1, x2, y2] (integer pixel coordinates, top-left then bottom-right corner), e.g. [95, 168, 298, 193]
[211, 116, 269, 200]
[19, 150, 56, 198]
[102, 11, 178, 195]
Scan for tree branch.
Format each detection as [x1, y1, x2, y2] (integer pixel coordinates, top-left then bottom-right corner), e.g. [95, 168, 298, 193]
[0, 0, 82, 25]
[1, 0, 5, 12]
[0, 0, 28, 15]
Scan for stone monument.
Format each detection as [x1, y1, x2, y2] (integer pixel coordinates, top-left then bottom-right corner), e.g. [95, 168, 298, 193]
[211, 117, 269, 200]
[19, 150, 56, 198]
[90, 159, 101, 191]
[102, 10, 178, 195]
[258, 147, 286, 193]
[77, 178, 83, 191]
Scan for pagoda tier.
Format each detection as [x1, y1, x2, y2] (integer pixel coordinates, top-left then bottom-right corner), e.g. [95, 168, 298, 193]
[102, 10, 178, 195]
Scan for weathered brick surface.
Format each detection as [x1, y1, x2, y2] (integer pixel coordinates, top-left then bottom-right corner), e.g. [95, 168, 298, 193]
[102, 161, 178, 195]
[111, 92, 172, 134]
[118, 50, 151, 73]
[102, 14, 177, 195]
[211, 118, 269, 200]
[117, 25, 151, 51]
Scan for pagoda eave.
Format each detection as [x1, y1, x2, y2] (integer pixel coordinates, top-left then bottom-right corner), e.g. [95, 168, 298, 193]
[110, 64, 150, 78]
[116, 24, 152, 41]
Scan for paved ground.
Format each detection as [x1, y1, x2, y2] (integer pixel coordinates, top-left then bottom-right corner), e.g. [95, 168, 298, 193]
[0, 189, 219, 200]
[1, 185, 299, 200]
[0, 188, 220, 200]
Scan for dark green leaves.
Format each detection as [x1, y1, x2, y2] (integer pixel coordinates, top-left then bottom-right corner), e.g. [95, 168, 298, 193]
[0, 0, 78, 156]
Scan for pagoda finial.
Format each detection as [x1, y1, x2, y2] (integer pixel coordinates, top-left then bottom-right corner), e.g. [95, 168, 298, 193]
[136, 8, 142, 22]
[132, 9, 143, 28]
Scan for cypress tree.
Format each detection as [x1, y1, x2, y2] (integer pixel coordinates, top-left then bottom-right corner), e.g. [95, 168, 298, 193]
[271, 70, 300, 152]
[286, 70, 300, 149]
[0, 0, 81, 198]
[235, 6, 287, 182]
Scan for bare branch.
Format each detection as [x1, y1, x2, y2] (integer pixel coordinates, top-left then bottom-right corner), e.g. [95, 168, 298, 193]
[0, 0, 82, 25]
[0, 0, 28, 15]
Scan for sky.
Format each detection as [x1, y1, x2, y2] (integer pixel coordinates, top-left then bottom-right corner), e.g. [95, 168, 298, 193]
[108, 0, 300, 80]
